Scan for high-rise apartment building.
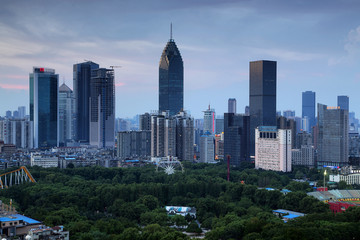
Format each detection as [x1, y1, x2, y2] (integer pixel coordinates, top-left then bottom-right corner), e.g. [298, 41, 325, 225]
[29, 67, 58, 148]
[337, 95, 349, 111]
[255, 126, 292, 172]
[302, 91, 316, 129]
[0, 119, 33, 149]
[203, 105, 215, 135]
[89, 68, 115, 148]
[228, 98, 236, 113]
[73, 61, 99, 143]
[117, 130, 151, 159]
[151, 111, 194, 161]
[139, 113, 152, 131]
[224, 113, 250, 166]
[249, 60, 277, 157]
[18, 106, 26, 119]
[159, 32, 183, 116]
[317, 104, 349, 167]
[58, 83, 74, 146]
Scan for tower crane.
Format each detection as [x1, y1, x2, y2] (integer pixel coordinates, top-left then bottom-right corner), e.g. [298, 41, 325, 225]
[109, 66, 122, 69]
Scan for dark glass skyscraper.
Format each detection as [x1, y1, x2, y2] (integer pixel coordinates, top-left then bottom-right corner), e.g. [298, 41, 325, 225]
[159, 35, 183, 116]
[73, 61, 99, 143]
[29, 67, 58, 149]
[224, 113, 250, 166]
[337, 95, 349, 111]
[249, 60, 277, 156]
[89, 68, 115, 148]
[302, 91, 316, 129]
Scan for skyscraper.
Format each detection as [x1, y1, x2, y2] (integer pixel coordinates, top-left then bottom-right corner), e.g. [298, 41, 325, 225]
[203, 105, 215, 134]
[337, 95, 349, 111]
[228, 98, 236, 113]
[249, 60, 277, 156]
[29, 67, 58, 148]
[317, 104, 349, 167]
[58, 83, 74, 146]
[73, 61, 99, 143]
[302, 91, 316, 129]
[159, 29, 184, 116]
[89, 68, 115, 148]
[224, 113, 250, 166]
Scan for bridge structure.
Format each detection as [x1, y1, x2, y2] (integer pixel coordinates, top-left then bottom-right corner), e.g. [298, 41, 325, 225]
[0, 166, 36, 189]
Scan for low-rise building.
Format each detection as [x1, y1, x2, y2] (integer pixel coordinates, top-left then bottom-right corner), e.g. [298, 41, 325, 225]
[30, 153, 58, 168]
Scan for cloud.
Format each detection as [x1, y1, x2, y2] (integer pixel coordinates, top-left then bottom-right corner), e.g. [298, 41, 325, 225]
[0, 83, 28, 90]
[329, 25, 360, 65]
[249, 47, 324, 61]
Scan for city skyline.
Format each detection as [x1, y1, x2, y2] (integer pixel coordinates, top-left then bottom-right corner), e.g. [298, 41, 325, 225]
[1, 1, 360, 119]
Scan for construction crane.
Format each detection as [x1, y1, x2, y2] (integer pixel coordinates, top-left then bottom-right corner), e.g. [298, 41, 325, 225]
[109, 66, 122, 70]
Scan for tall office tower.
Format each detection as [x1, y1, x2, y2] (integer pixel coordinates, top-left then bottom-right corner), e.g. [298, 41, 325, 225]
[215, 118, 224, 134]
[159, 30, 184, 116]
[283, 110, 295, 118]
[18, 106, 26, 119]
[29, 67, 58, 149]
[139, 112, 151, 131]
[203, 105, 215, 134]
[58, 83, 74, 146]
[301, 116, 310, 132]
[224, 113, 250, 166]
[200, 133, 215, 163]
[249, 60, 277, 157]
[302, 91, 316, 129]
[151, 111, 194, 161]
[255, 126, 292, 172]
[228, 98, 236, 113]
[89, 68, 115, 148]
[317, 104, 349, 167]
[73, 61, 99, 143]
[349, 112, 359, 133]
[337, 95, 349, 110]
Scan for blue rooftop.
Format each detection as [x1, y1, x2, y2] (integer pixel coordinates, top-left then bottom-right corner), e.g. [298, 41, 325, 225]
[0, 214, 41, 224]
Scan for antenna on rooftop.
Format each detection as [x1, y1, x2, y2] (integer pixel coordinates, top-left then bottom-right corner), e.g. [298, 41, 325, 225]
[170, 23, 173, 40]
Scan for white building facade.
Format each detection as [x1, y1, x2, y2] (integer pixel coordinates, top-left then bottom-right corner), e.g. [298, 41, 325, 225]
[255, 126, 292, 172]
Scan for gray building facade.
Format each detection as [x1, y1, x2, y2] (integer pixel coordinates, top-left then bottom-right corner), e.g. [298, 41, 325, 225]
[317, 103, 349, 167]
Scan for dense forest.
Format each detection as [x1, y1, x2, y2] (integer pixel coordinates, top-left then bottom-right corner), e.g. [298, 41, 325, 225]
[0, 163, 359, 240]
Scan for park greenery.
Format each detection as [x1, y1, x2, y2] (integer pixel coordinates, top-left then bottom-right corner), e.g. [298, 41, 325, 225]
[0, 163, 359, 239]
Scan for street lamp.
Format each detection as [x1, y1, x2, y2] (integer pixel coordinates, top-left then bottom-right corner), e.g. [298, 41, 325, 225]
[323, 169, 327, 191]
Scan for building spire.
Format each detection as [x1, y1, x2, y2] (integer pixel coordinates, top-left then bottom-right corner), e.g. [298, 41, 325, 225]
[170, 23, 173, 41]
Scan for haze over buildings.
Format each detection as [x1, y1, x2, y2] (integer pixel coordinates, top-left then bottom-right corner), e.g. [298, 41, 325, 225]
[1, 1, 360, 119]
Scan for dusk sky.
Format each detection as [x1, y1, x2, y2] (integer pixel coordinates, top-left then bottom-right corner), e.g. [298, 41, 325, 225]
[1, 0, 360, 119]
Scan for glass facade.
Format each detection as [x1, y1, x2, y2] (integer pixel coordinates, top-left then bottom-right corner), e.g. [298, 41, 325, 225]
[224, 113, 250, 166]
[159, 39, 183, 116]
[89, 68, 115, 148]
[337, 95, 349, 111]
[73, 61, 99, 143]
[317, 103, 349, 167]
[302, 91, 316, 129]
[29, 67, 58, 149]
[249, 60, 277, 156]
